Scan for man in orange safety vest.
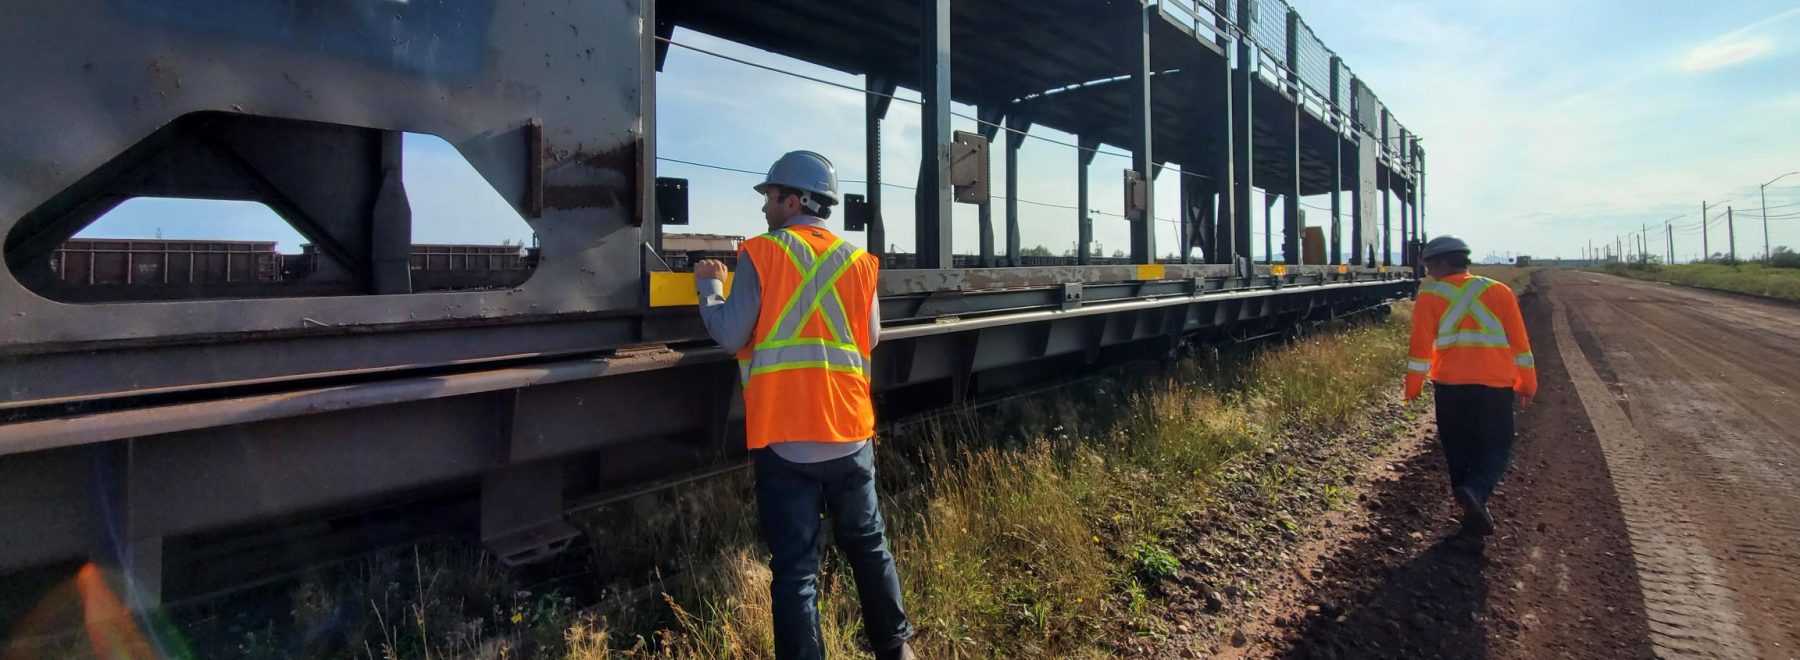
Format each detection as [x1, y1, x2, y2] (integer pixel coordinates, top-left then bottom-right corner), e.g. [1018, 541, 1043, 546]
[1405, 235, 1536, 539]
[692, 151, 915, 660]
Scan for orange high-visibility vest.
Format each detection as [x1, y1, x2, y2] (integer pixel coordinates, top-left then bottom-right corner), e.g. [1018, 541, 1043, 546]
[735, 226, 880, 449]
[1404, 272, 1536, 399]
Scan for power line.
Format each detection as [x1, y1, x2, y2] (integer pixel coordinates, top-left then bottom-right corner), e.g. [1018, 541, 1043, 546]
[656, 156, 765, 177]
[658, 36, 1225, 183]
[659, 154, 1177, 223]
[1754, 198, 1800, 211]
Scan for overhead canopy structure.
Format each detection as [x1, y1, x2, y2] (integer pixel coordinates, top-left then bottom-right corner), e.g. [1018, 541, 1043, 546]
[661, 0, 1423, 266]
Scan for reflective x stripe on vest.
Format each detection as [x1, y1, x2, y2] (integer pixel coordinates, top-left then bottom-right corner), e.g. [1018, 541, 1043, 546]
[738, 230, 867, 383]
[1428, 277, 1511, 349]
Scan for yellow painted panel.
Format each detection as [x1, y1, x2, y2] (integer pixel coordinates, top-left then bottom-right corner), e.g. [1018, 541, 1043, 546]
[1135, 264, 1167, 281]
[649, 271, 732, 307]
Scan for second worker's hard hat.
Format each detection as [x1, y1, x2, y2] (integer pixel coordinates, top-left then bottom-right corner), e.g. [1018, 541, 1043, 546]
[754, 151, 840, 209]
[1421, 235, 1471, 261]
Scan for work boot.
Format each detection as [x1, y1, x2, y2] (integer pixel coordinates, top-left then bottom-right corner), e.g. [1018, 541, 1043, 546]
[875, 642, 917, 660]
[1454, 486, 1495, 536]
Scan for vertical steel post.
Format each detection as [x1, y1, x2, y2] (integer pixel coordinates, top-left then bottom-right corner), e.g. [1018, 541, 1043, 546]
[866, 75, 895, 258]
[1231, 0, 1256, 265]
[1178, 164, 1192, 263]
[1005, 111, 1030, 267]
[1404, 182, 1418, 267]
[1128, 3, 1154, 263]
[1397, 131, 1409, 267]
[1284, 8, 1301, 265]
[1416, 141, 1426, 241]
[1213, 6, 1236, 265]
[916, 0, 952, 268]
[1329, 55, 1343, 265]
[1078, 134, 1098, 265]
[975, 105, 1003, 267]
[1380, 110, 1392, 266]
[1348, 77, 1365, 266]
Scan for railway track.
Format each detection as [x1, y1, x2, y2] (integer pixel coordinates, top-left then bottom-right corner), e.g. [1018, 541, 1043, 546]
[0, 0, 1424, 639]
[7, 300, 1388, 623]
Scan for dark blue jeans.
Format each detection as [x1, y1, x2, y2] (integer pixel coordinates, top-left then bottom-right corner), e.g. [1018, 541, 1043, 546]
[752, 443, 913, 660]
[1433, 383, 1517, 504]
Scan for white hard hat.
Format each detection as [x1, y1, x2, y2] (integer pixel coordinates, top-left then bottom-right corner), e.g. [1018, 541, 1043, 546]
[753, 151, 840, 209]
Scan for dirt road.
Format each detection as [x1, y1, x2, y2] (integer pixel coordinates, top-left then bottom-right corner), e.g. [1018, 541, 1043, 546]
[1247, 269, 1800, 659]
[1552, 270, 1800, 657]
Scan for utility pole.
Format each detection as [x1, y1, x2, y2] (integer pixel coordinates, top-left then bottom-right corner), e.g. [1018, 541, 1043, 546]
[1728, 206, 1737, 263]
[1667, 224, 1673, 264]
[1762, 171, 1800, 263]
[1702, 201, 1711, 262]
[1641, 223, 1647, 265]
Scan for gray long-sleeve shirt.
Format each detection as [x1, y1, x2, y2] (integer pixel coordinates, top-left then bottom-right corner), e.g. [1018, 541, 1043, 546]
[696, 216, 879, 464]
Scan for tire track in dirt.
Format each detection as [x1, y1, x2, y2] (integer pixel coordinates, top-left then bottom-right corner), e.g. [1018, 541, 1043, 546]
[1548, 291, 1755, 659]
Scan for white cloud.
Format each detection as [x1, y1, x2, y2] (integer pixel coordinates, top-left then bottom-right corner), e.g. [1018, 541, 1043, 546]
[1679, 37, 1775, 72]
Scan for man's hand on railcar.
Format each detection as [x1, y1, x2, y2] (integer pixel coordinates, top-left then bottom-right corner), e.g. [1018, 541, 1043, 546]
[695, 259, 729, 282]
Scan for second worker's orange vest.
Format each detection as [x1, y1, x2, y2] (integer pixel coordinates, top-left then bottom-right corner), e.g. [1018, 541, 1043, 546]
[735, 225, 880, 449]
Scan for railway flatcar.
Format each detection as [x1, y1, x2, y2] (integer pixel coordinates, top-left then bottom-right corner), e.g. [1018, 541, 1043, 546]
[0, 0, 1422, 609]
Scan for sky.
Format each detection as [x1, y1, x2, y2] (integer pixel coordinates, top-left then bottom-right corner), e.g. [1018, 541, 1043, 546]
[82, 1, 1800, 264]
[1287, 0, 1800, 263]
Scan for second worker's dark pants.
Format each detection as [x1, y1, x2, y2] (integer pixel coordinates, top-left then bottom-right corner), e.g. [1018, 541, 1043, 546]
[1433, 383, 1516, 505]
[753, 443, 913, 660]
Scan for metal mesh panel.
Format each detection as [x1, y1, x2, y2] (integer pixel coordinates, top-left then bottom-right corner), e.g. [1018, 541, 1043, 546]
[1335, 63, 1350, 108]
[1251, 0, 1287, 66]
[1354, 82, 1378, 131]
[1293, 19, 1332, 100]
[1377, 104, 1392, 153]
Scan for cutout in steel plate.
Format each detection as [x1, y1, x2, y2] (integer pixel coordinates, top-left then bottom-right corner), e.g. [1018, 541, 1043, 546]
[6, 113, 541, 302]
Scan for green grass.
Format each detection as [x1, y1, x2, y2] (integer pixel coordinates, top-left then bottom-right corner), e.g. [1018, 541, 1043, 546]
[558, 307, 1413, 659]
[1599, 262, 1800, 302]
[163, 306, 1416, 660]
[1472, 265, 1539, 294]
